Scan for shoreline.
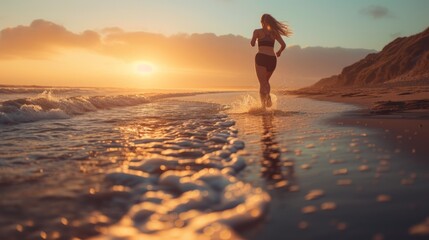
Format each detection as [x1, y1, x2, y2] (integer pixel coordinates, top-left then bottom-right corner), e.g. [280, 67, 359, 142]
[230, 91, 429, 240]
[285, 86, 429, 160]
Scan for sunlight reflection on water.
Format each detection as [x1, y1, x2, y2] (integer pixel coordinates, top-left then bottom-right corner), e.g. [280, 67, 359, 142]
[1, 92, 429, 240]
[179, 92, 429, 240]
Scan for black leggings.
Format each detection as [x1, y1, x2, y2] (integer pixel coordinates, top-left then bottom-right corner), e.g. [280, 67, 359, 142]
[255, 53, 277, 72]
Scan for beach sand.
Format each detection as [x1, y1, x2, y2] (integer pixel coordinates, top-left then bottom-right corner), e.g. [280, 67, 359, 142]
[286, 86, 429, 160]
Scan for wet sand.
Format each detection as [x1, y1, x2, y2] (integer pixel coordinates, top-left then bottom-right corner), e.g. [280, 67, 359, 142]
[252, 86, 429, 239]
[286, 86, 429, 159]
[179, 92, 429, 240]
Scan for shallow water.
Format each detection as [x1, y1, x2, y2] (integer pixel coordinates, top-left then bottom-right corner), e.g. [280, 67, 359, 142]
[178, 92, 429, 240]
[1, 89, 269, 240]
[1, 89, 429, 240]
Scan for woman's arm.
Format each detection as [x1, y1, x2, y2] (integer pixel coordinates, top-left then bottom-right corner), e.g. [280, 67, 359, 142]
[250, 30, 258, 47]
[275, 34, 286, 57]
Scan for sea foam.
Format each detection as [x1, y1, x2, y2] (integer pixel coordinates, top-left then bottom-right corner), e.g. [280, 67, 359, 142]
[0, 90, 195, 124]
[93, 111, 270, 240]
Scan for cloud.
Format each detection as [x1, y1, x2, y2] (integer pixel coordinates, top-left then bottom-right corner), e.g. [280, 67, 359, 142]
[360, 5, 395, 19]
[100, 27, 124, 35]
[0, 19, 100, 59]
[99, 31, 252, 70]
[0, 19, 374, 88]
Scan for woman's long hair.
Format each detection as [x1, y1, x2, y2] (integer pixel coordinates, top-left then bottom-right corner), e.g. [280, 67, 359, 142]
[261, 14, 292, 37]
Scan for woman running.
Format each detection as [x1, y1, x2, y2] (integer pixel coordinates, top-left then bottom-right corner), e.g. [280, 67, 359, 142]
[251, 14, 291, 109]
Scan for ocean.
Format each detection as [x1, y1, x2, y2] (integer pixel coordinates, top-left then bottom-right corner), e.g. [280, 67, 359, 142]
[1, 87, 428, 240]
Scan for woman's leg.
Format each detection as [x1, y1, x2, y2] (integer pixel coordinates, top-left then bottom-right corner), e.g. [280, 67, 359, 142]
[265, 71, 274, 107]
[255, 64, 270, 108]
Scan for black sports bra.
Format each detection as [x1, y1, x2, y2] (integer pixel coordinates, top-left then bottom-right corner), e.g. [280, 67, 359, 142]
[258, 33, 275, 47]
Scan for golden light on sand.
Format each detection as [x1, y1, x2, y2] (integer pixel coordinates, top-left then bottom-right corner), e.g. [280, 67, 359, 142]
[134, 62, 155, 76]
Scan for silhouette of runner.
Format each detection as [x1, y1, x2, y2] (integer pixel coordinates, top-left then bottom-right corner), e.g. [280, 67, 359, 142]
[251, 14, 291, 109]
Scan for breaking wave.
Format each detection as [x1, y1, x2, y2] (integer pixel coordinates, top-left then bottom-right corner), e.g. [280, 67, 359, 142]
[0, 90, 194, 124]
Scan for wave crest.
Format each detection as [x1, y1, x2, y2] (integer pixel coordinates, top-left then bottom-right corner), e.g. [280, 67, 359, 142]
[0, 90, 150, 124]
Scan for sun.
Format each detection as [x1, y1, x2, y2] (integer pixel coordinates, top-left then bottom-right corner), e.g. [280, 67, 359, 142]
[134, 62, 155, 76]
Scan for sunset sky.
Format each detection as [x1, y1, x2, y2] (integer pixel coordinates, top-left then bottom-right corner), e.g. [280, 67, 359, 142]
[1, 0, 428, 89]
